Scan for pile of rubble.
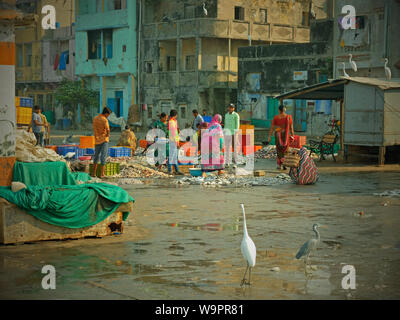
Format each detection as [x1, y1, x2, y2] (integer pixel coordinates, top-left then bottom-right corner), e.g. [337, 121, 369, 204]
[174, 173, 292, 187]
[255, 145, 277, 159]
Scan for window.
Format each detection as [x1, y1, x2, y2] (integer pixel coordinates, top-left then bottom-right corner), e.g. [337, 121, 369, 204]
[17, 44, 23, 67]
[234, 6, 245, 21]
[259, 9, 268, 24]
[356, 16, 365, 29]
[185, 55, 195, 71]
[79, 0, 89, 15]
[88, 30, 102, 59]
[103, 29, 113, 59]
[25, 43, 32, 67]
[111, 0, 126, 10]
[184, 5, 195, 19]
[302, 11, 310, 26]
[147, 104, 153, 119]
[88, 29, 113, 60]
[145, 62, 153, 73]
[167, 56, 176, 71]
[179, 105, 187, 119]
[96, 0, 103, 12]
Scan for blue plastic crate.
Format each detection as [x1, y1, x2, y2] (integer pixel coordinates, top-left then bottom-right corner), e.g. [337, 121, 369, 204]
[108, 147, 131, 158]
[86, 148, 95, 155]
[57, 145, 77, 156]
[76, 147, 85, 158]
[57, 146, 85, 159]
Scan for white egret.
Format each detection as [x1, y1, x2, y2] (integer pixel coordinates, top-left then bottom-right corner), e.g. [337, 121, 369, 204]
[63, 152, 76, 160]
[349, 54, 357, 72]
[342, 62, 349, 77]
[240, 203, 256, 286]
[296, 223, 321, 274]
[384, 58, 392, 80]
[203, 3, 208, 16]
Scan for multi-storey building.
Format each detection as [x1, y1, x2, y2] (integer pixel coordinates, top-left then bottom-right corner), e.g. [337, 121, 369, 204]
[15, 0, 76, 120]
[74, 0, 137, 121]
[139, 0, 313, 128]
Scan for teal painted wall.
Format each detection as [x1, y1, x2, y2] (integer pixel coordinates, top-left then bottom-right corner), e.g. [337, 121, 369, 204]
[75, 0, 137, 120]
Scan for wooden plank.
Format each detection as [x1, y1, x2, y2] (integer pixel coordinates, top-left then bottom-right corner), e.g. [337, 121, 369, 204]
[0, 201, 132, 244]
[378, 146, 386, 166]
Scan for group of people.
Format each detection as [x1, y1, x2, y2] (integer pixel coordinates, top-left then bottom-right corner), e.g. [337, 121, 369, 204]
[148, 103, 241, 177]
[89, 103, 317, 184]
[30, 106, 50, 147]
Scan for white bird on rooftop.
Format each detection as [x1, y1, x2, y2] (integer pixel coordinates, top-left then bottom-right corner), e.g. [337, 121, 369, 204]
[349, 54, 357, 72]
[240, 203, 256, 286]
[384, 58, 392, 81]
[342, 62, 349, 78]
[203, 2, 208, 16]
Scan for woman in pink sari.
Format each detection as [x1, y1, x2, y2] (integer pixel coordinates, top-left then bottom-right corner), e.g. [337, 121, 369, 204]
[200, 114, 225, 177]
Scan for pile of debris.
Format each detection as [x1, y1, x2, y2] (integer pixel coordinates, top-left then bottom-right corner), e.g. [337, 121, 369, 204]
[174, 173, 292, 187]
[373, 190, 400, 198]
[255, 145, 277, 159]
[15, 130, 65, 163]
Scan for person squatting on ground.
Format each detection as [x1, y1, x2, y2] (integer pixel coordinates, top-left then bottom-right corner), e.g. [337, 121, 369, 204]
[117, 125, 137, 153]
[224, 103, 240, 167]
[201, 114, 225, 177]
[268, 105, 294, 170]
[92, 107, 111, 178]
[168, 110, 183, 175]
[289, 147, 319, 185]
[151, 113, 169, 170]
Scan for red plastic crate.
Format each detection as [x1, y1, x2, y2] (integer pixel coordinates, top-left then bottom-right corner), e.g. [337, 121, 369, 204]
[289, 135, 306, 148]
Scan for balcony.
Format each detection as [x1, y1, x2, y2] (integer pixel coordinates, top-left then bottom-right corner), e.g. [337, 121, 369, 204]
[143, 71, 238, 90]
[75, 9, 128, 31]
[143, 18, 310, 43]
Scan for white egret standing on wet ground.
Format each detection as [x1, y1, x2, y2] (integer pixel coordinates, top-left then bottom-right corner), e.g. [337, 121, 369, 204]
[296, 223, 321, 273]
[342, 62, 349, 77]
[384, 58, 392, 80]
[240, 203, 256, 286]
[349, 54, 357, 72]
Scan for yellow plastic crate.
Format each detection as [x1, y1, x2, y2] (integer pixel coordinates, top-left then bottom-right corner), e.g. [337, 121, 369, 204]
[16, 107, 32, 125]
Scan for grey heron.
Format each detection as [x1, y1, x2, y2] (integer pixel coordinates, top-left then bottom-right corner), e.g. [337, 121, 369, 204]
[240, 204, 256, 286]
[296, 224, 321, 273]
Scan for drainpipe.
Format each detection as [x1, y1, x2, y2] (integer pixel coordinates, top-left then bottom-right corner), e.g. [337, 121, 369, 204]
[383, 0, 389, 59]
[137, 0, 142, 124]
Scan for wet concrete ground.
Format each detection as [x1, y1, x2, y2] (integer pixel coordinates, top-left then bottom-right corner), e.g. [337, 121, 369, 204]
[1, 161, 400, 300]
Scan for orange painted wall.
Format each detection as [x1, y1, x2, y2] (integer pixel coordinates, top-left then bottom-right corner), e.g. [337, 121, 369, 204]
[0, 42, 15, 66]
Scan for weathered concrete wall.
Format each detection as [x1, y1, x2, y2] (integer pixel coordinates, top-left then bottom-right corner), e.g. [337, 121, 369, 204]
[333, 0, 400, 79]
[238, 42, 334, 94]
[42, 28, 76, 83]
[217, 0, 311, 26]
[143, 0, 217, 23]
[0, 19, 16, 157]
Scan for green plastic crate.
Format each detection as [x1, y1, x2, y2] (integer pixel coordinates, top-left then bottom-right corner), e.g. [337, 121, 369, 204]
[89, 163, 120, 177]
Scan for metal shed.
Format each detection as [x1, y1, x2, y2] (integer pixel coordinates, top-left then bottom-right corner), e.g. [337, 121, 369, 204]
[275, 77, 400, 165]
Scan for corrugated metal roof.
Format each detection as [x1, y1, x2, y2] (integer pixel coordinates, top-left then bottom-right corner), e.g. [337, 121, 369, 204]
[342, 77, 400, 90]
[275, 77, 400, 101]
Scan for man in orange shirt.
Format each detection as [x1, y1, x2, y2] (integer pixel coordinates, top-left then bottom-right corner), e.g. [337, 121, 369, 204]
[92, 107, 111, 178]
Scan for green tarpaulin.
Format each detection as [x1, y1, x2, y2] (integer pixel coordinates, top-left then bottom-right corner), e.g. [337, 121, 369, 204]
[0, 183, 134, 229]
[13, 161, 77, 186]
